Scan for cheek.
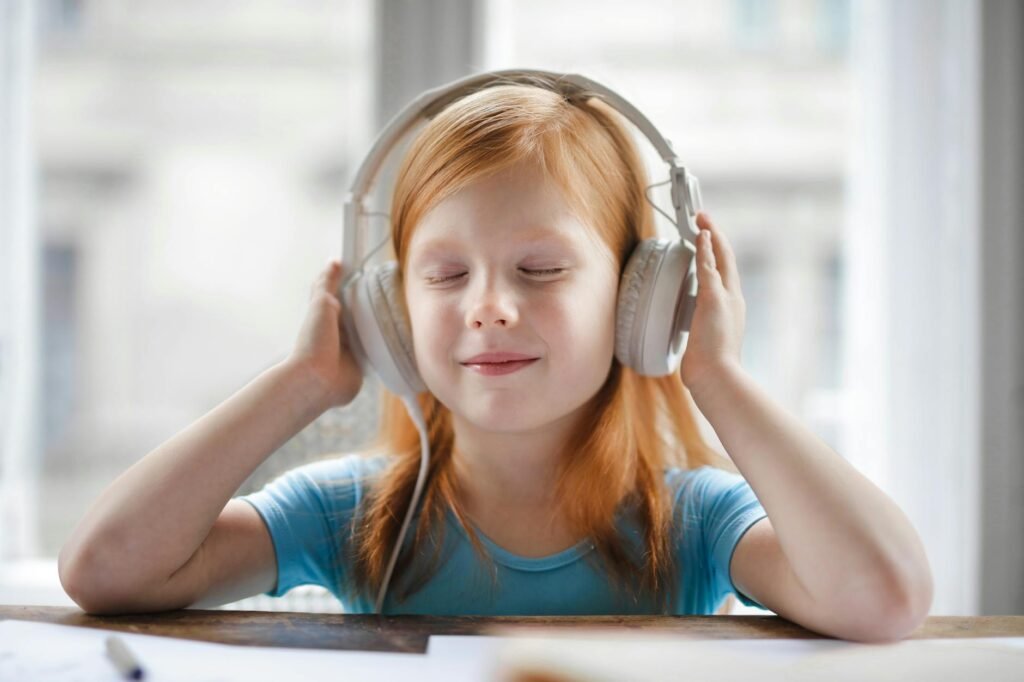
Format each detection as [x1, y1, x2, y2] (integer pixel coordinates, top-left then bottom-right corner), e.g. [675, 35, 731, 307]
[544, 283, 618, 356]
[407, 295, 456, 367]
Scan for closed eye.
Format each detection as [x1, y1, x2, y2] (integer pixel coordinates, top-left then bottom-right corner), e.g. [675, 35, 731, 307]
[424, 268, 566, 285]
[424, 273, 465, 285]
[521, 267, 566, 277]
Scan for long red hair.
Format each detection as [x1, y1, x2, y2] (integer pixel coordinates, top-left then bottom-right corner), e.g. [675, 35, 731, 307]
[347, 75, 734, 612]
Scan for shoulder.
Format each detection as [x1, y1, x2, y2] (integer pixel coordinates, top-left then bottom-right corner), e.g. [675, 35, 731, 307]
[663, 464, 765, 536]
[664, 465, 752, 507]
[246, 453, 395, 517]
[287, 452, 394, 487]
[663, 464, 767, 556]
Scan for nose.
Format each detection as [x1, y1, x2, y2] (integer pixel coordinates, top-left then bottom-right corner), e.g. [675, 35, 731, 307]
[465, 276, 519, 330]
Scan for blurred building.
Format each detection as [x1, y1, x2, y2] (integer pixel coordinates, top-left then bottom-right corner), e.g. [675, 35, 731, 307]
[34, 0, 378, 559]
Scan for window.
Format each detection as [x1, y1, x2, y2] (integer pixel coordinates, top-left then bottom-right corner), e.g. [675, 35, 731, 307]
[4, 1, 373, 611]
[734, 0, 778, 52]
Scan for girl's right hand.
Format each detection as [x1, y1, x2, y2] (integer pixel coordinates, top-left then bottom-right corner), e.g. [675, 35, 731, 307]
[287, 259, 364, 409]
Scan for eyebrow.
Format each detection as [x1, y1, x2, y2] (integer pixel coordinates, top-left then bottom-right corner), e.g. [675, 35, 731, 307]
[414, 228, 578, 256]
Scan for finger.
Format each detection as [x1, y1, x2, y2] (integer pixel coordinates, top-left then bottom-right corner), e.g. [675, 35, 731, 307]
[696, 226, 722, 290]
[322, 259, 343, 290]
[311, 259, 342, 300]
[697, 212, 740, 293]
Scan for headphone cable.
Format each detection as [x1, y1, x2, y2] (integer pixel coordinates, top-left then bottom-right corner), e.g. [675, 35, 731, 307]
[374, 394, 431, 615]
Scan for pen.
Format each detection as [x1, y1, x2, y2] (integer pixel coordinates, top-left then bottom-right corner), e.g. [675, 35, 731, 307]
[105, 635, 146, 680]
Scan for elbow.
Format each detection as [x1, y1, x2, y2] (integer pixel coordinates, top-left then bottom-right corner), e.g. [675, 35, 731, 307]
[58, 542, 142, 615]
[58, 547, 96, 613]
[846, 586, 931, 644]
[838, 561, 934, 643]
[59, 539, 195, 615]
[58, 544, 113, 614]
[876, 551, 934, 642]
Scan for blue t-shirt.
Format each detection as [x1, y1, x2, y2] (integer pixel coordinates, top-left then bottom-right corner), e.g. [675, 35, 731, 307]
[238, 454, 768, 615]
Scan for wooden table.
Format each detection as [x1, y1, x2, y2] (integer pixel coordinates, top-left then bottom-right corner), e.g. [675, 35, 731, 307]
[2, 607, 1022, 654]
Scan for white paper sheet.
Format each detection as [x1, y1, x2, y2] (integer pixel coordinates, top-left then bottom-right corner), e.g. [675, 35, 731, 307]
[3, 619, 1023, 682]
[0, 620, 485, 682]
[439, 630, 1024, 682]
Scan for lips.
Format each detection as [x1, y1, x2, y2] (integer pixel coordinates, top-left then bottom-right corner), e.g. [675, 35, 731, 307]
[461, 351, 538, 364]
[460, 351, 540, 377]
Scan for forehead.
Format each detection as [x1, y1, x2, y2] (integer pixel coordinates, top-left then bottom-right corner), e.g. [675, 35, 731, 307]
[411, 225, 582, 258]
[407, 165, 606, 256]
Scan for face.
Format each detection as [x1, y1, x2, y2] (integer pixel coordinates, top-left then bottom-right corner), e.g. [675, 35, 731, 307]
[403, 162, 620, 435]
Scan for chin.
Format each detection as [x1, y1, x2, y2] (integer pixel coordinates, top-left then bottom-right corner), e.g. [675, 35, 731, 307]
[461, 402, 543, 433]
[445, 393, 558, 434]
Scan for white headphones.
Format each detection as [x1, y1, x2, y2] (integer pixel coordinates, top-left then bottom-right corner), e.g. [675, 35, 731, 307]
[337, 69, 703, 614]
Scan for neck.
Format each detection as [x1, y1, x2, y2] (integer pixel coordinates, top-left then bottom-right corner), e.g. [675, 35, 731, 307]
[450, 409, 583, 513]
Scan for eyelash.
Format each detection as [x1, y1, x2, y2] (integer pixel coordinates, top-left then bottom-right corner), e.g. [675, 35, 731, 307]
[425, 268, 566, 285]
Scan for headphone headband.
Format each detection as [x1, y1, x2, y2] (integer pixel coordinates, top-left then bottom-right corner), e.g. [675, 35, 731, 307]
[341, 69, 702, 273]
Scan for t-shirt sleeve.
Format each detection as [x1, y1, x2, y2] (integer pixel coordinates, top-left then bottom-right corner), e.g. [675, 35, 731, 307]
[236, 455, 372, 598]
[678, 466, 770, 611]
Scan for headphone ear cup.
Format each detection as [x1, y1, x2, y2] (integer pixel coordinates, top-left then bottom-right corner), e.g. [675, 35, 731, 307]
[341, 261, 425, 397]
[615, 239, 660, 371]
[615, 239, 697, 376]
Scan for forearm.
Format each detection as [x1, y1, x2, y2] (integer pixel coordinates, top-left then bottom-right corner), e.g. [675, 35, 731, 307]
[59, 359, 331, 594]
[688, 362, 932, 613]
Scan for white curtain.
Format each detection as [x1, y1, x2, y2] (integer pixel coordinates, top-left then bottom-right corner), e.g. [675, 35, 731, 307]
[0, 0, 40, 560]
[846, 0, 1023, 616]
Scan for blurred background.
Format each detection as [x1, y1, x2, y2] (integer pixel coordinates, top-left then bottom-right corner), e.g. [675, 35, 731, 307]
[1, 0, 1020, 617]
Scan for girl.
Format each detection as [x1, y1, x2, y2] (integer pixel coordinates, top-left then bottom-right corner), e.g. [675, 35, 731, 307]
[58, 77, 932, 643]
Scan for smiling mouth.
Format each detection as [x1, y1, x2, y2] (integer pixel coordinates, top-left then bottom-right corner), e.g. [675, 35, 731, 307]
[461, 358, 539, 376]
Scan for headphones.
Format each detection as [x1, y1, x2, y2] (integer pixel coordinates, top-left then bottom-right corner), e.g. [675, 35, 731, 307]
[336, 69, 703, 614]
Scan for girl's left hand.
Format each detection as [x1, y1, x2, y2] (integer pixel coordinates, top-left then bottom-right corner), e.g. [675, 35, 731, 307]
[679, 212, 747, 394]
